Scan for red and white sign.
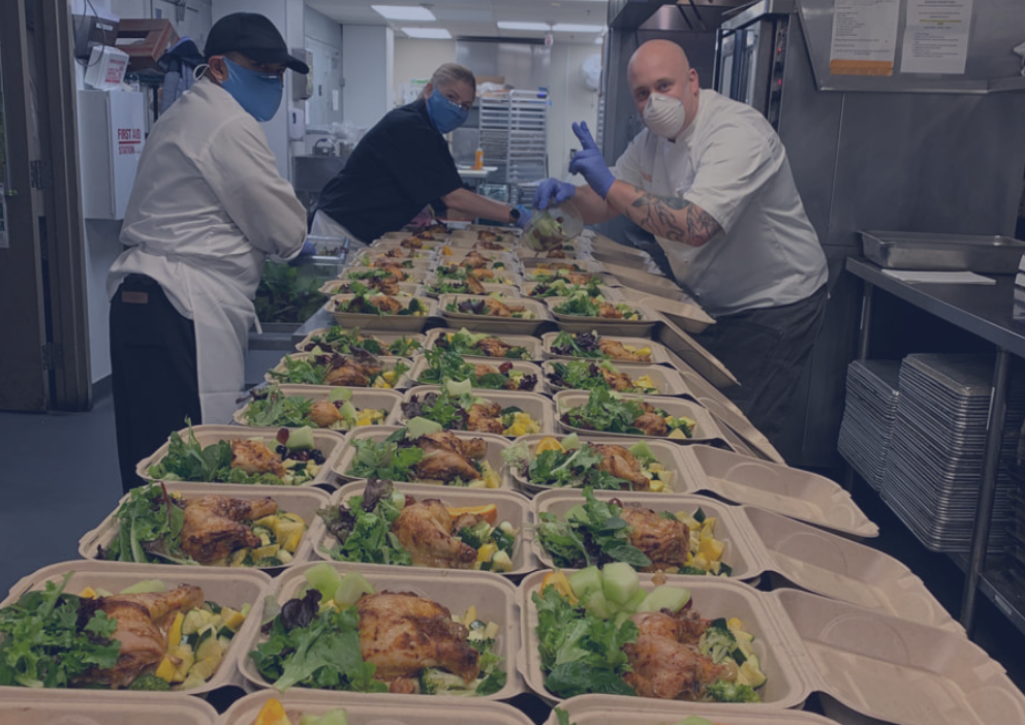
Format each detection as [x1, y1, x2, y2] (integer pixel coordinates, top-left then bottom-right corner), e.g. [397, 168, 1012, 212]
[117, 127, 143, 155]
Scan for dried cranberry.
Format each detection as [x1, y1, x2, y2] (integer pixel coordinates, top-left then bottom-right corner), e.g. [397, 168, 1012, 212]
[498, 361, 513, 374]
[404, 494, 417, 508]
[276, 428, 290, 445]
[609, 498, 623, 508]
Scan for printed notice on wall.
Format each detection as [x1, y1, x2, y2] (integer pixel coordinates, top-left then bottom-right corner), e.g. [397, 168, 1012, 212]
[900, 0, 973, 74]
[829, 0, 902, 76]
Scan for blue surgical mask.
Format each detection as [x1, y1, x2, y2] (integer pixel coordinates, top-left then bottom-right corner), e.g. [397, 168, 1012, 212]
[426, 89, 469, 134]
[220, 57, 283, 122]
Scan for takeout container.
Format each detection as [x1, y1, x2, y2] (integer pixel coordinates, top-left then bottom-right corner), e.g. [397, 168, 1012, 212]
[545, 297, 659, 338]
[1, 691, 218, 724]
[233, 385, 402, 429]
[352, 252, 436, 270]
[137, 424, 346, 489]
[423, 281, 521, 298]
[1, 560, 270, 697]
[424, 328, 544, 360]
[326, 295, 438, 333]
[524, 268, 622, 287]
[318, 279, 422, 297]
[434, 268, 524, 286]
[332, 425, 515, 490]
[520, 258, 606, 273]
[370, 237, 447, 252]
[508, 433, 704, 497]
[218, 690, 536, 725]
[339, 267, 430, 285]
[318, 481, 536, 575]
[519, 282, 623, 301]
[543, 694, 843, 725]
[398, 386, 557, 436]
[294, 329, 426, 356]
[438, 294, 551, 335]
[266, 353, 414, 390]
[616, 286, 715, 335]
[540, 331, 673, 365]
[542, 361, 690, 397]
[236, 561, 523, 701]
[381, 230, 452, 243]
[408, 354, 545, 393]
[553, 390, 726, 445]
[78, 483, 331, 573]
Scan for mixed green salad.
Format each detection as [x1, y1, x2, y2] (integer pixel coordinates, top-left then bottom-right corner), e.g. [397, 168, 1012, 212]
[435, 328, 532, 360]
[553, 291, 641, 321]
[255, 262, 323, 324]
[240, 386, 389, 430]
[400, 380, 540, 436]
[417, 348, 538, 391]
[270, 352, 409, 390]
[299, 327, 422, 356]
[526, 279, 603, 299]
[336, 294, 428, 316]
[549, 330, 654, 362]
[560, 388, 695, 439]
[546, 359, 659, 394]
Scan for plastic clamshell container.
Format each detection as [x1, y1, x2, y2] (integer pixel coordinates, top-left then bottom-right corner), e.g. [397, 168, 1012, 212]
[423, 281, 521, 298]
[518, 572, 808, 708]
[78, 483, 331, 573]
[689, 445, 879, 539]
[546, 297, 659, 338]
[737, 506, 961, 634]
[399, 385, 557, 436]
[540, 331, 673, 365]
[218, 690, 536, 725]
[0, 560, 270, 697]
[326, 295, 438, 333]
[265, 353, 414, 390]
[553, 390, 726, 445]
[317, 481, 536, 575]
[519, 282, 622, 301]
[542, 361, 690, 397]
[507, 433, 704, 497]
[332, 425, 515, 490]
[294, 329, 426, 356]
[434, 267, 525, 286]
[544, 694, 844, 725]
[424, 327, 544, 360]
[318, 279, 423, 298]
[531, 489, 763, 581]
[438, 294, 551, 335]
[408, 354, 545, 394]
[340, 267, 430, 285]
[237, 561, 522, 701]
[771, 588, 1025, 725]
[0, 691, 219, 725]
[233, 385, 402, 429]
[136, 425, 346, 489]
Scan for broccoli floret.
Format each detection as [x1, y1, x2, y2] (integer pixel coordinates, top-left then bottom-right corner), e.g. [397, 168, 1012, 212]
[698, 622, 737, 664]
[468, 636, 495, 654]
[127, 674, 171, 691]
[418, 670, 439, 695]
[491, 526, 516, 555]
[420, 668, 475, 694]
[457, 521, 492, 549]
[705, 679, 760, 703]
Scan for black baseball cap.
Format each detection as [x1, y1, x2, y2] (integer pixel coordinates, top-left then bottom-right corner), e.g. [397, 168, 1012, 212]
[205, 13, 309, 73]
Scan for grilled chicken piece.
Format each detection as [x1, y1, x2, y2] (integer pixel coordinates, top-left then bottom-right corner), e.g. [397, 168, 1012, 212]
[600, 367, 636, 391]
[467, 402, 505, 434]
[474, 362, 500, 378]
[401, 236, 425, 249]
[634, 413, 669, 437]
[419, 430, 488, 460]
[181, 494, 278, 563]
[598, 338, 651, 363]
[465, 274, 486, 295]
[379, 265, 408, 281]
[462, 251, 489, 269]
[414, 431, 487, 483]
[473, 240, 504, 250]
[598, 302, 624, 319]
[593, 444, 650, 491]
[470, 268, 495, 281]
[230, 440, 286, 478]
[546, 248, 567, 258]
[476, 337, 512, 357]
[477, 230, 499, 243]
[384, 247, 411, 258]
[392, 500, 477, 568]
[623, 610, 730, 700]
[620, 506, 688, 572]
[97, 585, 205, 688]
[370, 295, 403, 314]
[480, 298, 525, 317]
[308, 400, 344, 428]
[356, 591, 479, 687]
[564, 273, 595, 285]
[366, 278, 399, 295]
[324, 360, 370, 387]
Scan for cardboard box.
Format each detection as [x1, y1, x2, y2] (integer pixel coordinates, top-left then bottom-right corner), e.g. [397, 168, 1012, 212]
[115, 18, 179, 72]
[83, 45, 129, 89]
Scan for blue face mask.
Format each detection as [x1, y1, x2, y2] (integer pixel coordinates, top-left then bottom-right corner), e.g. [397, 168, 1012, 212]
[220, 57, 283, 122]
[426, 89, 469, 134]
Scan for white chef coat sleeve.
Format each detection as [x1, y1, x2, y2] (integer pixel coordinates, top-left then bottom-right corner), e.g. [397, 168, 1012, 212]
[609, 135, 645, 186]
[199, 116, 307, 259]
[683, 121, 784, 235]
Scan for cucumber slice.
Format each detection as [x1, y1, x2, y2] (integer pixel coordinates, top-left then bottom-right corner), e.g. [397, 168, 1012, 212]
[622, 587, 648, 614]
[444, 378, 474, 397]
[560, 433, 580, 450]
[405, 417, 444, 439]
[338, 401, 358, 422]
[637, 585, 691, 614]
[285, 426, 316, 450]
[327, 388, 352, 403]
[565, 504, 588, 523]
[334, 571, 375, 606]
[628, 441, 656, 461]
[568, 566, 602, 600]
[601, 562, 639, 606]
[303, 563, 342, 601]
[584, 589, 613, 620]
[119, 579, 167, 595]
[736, 655, 767, 688]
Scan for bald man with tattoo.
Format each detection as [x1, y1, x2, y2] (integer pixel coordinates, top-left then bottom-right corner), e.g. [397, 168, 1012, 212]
[534, 39, 828, 451]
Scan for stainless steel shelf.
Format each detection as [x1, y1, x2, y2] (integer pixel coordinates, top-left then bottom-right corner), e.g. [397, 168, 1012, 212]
[980, 569, 1025, 636]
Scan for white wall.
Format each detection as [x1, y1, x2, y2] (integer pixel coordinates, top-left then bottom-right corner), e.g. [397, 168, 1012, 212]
[547, 42, 602, 181]
[393, 38, 457, 105]
[342, 25, 394, 131]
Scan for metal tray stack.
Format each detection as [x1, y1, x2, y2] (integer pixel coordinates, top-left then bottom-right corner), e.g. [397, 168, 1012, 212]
[882, 354, 1025, 552]
[838, 360, 902, 492]
[1005, 468, 1025, 581]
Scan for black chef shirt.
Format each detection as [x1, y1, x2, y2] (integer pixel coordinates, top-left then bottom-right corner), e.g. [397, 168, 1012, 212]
[315, 99, 465, 242]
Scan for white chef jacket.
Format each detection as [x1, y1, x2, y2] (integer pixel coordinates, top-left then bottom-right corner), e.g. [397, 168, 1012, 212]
[108, 77, 306, 423]
[611, 89, 827, 317]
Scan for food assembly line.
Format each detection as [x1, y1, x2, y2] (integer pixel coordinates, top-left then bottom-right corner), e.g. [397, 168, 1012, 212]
[3, 222, 1024, 725]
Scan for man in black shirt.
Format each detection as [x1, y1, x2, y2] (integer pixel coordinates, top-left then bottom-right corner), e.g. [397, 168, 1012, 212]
[313, 63, 529, 243]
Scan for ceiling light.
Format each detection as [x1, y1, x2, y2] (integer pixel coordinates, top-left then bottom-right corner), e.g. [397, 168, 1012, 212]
[373, 5, 436, 21]
[552, 23, 605, 33]
[497, 21, 552, 31]
[401, 27, 452, 38]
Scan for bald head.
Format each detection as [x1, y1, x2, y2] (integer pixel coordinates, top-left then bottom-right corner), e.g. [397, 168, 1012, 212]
[627, 39, 700, 139]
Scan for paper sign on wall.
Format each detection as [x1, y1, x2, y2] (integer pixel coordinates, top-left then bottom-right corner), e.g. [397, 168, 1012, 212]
[900, 0, 974, 74]
[829, 0, 902, 76]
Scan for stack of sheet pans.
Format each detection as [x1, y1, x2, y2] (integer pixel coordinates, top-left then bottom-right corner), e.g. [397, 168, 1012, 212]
[838, 360, 902, 492]
[882, 354, 1025, 553]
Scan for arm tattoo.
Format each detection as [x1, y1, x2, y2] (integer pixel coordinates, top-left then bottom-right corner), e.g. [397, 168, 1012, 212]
[622, 184, 722, 247]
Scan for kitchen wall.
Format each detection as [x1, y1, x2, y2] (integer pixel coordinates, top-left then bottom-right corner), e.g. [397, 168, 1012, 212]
[341, 25, 394, 131]
[547, 42, 602, 181]
[393, 38, 457, 104]
[303, 4, 343, 140]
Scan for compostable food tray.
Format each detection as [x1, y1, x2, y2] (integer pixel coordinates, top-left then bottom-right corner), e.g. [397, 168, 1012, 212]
[433, 268, 525, 286]
[1, 691, 218, 725]
[542, 361, 690, 397]
[266, 353, 413, 390]
[332, 425, 515, 490]
[318, 280, 423, 298]
[294, 329, 426, 356]
[423, 282, 521, 298]
[544, 694, 843, 725]
[137, 425, 346, 489]
[859, 230, 1025, 273]
[424, 327, 544, 360]
[236, 561, 523, 700]
[339, 267, 430, 285]
[438, 294, 552, 335]
[318, 481, 536, 575]
[78, 483, 331, 573]
[520, 258, 606, 273]
[519, 282, 623, 301]
[408, 354, 545, 393]
[545, 297, 659, 338]
[351, 252, 436, 270]
[524, 268, 622, 287]
[326, 295, 438, 333]
[233, 385, 402, 429]
[540, 331, 673, 365]
[398, 385, 557, 437]
[553, 390, 725, 444]
[369, 237, 447, 252]
[1, 560, 270, 697]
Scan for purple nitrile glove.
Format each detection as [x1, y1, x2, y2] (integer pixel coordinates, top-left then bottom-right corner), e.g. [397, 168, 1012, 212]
[513, 204, 533, 230]
[533, 178, 576, 211]
[569, 121, 615, 199]
[299, 239, 317, 256]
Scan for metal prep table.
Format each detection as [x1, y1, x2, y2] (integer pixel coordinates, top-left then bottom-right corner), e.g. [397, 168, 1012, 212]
[846, 256, 1025, 637]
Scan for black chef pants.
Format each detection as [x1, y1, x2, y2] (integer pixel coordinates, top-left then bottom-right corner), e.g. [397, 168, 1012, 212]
[110, 274, 202, 494]
[694, 284, 828, 450]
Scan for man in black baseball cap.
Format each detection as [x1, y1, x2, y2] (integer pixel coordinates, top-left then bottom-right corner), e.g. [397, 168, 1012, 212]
[205, 12, 309, 74]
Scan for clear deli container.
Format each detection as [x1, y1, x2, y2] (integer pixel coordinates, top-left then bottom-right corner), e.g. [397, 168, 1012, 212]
[544, 694, 844, 725]
[236, 561, 523, 701]
[78, 483, 331, 574]
[1, 691, 218, 725]
[408, 354, 545, 394]
[326, 295, 438, 333]
[266, 353, 413, 390]
[438, 294, 552, 335]
[542, 360, 690, 397]
[540, 331, 674, 365]
[545, 297, 660, 338]
[423, 327, 544, 360]
[398, 385, 557, 437]
[294, 329, 426, 356]
[553, 390, 726, 445]
[233, 385, 402, 429]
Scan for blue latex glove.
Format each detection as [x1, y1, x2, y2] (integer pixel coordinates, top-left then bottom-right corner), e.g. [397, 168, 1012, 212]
[513, 204, 533, 230]
[299, 239, 317, 256]
[569, 121, 615, 199]
[533, 178, 576, 211]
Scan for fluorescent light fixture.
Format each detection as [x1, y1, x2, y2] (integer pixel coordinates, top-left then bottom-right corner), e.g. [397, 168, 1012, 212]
[401, 27, 452, 38]
[497, 21, 552, 31]
[552, 23, 605, 33]
[372, 5, 436, 21]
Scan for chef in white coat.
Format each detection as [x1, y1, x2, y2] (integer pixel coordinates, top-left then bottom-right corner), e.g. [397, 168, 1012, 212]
[107, 13, 309, 492]
[534, 40, 828, 452]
